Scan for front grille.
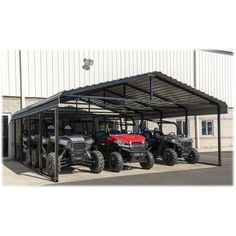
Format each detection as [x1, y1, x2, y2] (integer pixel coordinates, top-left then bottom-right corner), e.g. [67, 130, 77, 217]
[131, 142, 144, 152]
[73, 142, 86, 151]
[183, 142, 191, 148]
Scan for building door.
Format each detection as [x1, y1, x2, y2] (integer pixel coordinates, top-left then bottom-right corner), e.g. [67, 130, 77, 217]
[2, 114, 11, 159]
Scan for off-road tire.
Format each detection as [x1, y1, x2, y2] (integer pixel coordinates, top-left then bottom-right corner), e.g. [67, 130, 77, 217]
[46, 152, 61, 177]
[162, 148, 178, 166]
[185, 148, 200, 164]
[25, 149, 31, 166]
[140, 150, 154, 169]
[31, 149, 39, 168]
[90, 150, 105, 174]
[109, 151, 123, 172]
[150, 149, 158, 159]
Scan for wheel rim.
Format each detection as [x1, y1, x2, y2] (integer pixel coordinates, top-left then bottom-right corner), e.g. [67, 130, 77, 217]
[140, 156, 147, 163]
[91, 155, 98, 168]
[165, 151, 171, 160]
[164, 151, 174, 163]
[189, 151, 195, 160]
[110, 156, 116, 168]
[48, 159, 53, 172]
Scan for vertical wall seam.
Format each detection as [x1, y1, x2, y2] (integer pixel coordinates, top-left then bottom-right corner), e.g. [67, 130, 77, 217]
[52, 50, 54, 94]
[40, 50, 42, 97]
[34, 51, 36, 96]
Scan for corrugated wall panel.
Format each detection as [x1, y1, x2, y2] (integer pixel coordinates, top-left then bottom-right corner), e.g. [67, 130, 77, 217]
[1, 50, 9, 96]
[1, 49, 233, 107]
[196, 50, 234, 107]
[0, 50, 20, 96]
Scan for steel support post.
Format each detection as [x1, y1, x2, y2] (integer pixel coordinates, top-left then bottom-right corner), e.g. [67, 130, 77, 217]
[76, 99, 78, 113]
[123, 84, 126, 104]
[193, 49, 199, 149]
[160, 113, 163, 131]
[150, 76, 153, 100]
[103, 90, 106, 107]
[88, 98, 91, 113]
[119, 117, 122, 131]
[14, 120, 17, 160]
[124, 116, 128, 131]
[217, 106, 222, 166]
[194, 116, 199, 149]
[28, 116, 31, 163]
[54, 107, 59, 182]
[38, 113, 43, 170]
[185, 109, 188, 137]
[20, 118, 23, 162]
[140, 114, 144, 131]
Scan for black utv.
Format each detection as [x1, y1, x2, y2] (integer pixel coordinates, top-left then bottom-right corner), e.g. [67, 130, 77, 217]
[23, 120, 105, 177]
[139, 120, 200, 166]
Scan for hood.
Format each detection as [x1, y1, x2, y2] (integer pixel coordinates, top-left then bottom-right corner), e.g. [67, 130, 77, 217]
[58, 135, 88, 142]
[163, 135, 192, 144]
[109, 134, 145, 144]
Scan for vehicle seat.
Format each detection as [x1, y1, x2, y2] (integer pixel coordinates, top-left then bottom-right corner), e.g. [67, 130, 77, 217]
[110, 130, 121, 134]
[64, 125, 72, 135]
[153, 128, 163, 139]
[46, 125, 55, 137]
[143, 130, 153, 139]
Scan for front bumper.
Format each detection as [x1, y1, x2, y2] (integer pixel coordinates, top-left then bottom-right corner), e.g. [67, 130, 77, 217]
[70, 150, 91, 162]
[120, 147, 147, 162]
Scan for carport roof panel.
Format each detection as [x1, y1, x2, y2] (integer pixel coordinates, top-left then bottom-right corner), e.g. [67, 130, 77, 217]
[63, 71, 228, 118]
[12, 71, 228, 120]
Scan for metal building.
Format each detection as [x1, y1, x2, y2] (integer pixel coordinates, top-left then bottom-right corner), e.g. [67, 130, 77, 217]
[1, 49, 234, 159]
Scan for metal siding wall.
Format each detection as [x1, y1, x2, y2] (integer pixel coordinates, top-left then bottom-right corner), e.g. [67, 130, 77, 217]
[0, 50, 20, 96]
[196, 50, 234, 107]
[1, 50, 233, 107]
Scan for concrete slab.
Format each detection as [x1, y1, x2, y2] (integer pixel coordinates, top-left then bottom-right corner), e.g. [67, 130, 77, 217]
[2, 158, 216, 186]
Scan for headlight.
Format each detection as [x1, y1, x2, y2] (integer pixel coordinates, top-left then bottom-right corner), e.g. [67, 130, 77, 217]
[59, 140, 69, 146]
[168, 138, 178, 143]
[144, 141, 149, 148]
[86, 138, 94, 145]
[114, 140, 126, 146]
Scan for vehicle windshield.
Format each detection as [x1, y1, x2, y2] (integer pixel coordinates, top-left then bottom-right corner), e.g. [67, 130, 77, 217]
[93, 116, 135, 136]
[143, 122, 183, 139]
[157, 122, 183, 136]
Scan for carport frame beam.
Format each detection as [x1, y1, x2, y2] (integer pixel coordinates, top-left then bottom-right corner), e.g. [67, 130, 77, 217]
[54, 106, 59, 182]
[38, 113, 43, 170]
[217, 106, 222, 166]
[14, 120, 16, 160]
[28, 116, 31, 163]
[20, 118, 23, 162]
[185, 109, 188, 137]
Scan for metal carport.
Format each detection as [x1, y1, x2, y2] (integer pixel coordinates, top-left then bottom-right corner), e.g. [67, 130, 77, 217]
[12, 71, 228, 182]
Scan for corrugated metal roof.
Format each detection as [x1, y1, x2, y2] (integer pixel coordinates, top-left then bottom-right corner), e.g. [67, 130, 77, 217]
[12, 71, 228, 120]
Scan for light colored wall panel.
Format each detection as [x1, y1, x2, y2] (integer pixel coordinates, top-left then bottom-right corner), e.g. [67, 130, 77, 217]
[196, 50, 234, 107]
[1, 50, 9, 96]
[0, 50, 20, 96]
[1, 49, 233, 107]
[40, 50, 48, 97]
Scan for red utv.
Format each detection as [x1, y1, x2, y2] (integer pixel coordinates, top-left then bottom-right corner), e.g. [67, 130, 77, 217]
[92, 116, 154, 172]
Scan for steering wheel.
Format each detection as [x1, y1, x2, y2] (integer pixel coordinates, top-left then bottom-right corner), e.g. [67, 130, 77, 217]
[168, 132, 176, 136]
